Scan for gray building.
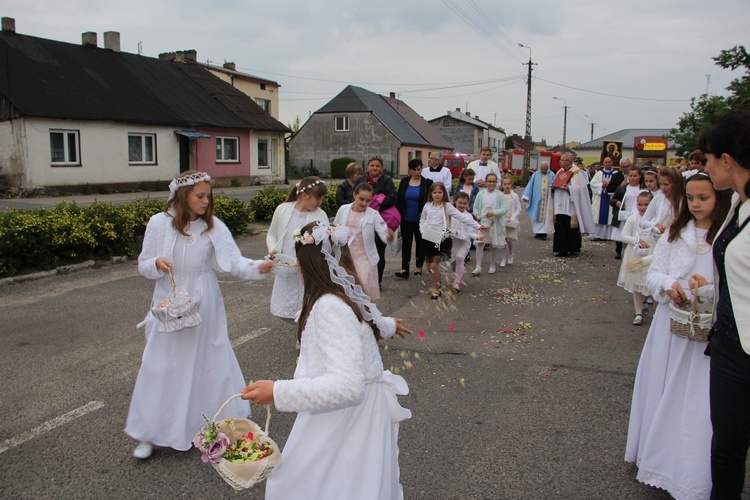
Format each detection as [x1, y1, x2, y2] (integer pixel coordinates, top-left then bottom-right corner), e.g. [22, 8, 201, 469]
[289, 85, 451, 177]
[428, 109, 506, 164]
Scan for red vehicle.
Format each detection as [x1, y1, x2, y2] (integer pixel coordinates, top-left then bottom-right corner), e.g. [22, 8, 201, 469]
[501, 150, 564, 174]
[440, 153, 474, 178]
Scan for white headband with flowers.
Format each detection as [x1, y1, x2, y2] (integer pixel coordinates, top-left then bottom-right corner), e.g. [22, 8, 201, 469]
[294, 221, 390, 335]
[168, 172, 211, 201]
[295, 179, 325, 195]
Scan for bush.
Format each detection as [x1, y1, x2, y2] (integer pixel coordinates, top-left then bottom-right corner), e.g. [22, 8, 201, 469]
[320, 184, 338, 216]
[330, 157, 356, 179]
[0, 195, 255, 278]
[214, 194, 255, 235]
[250, 186, 290, 221]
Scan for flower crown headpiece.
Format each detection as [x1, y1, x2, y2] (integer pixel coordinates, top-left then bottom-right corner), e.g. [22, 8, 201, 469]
[168, 172, 211, 201]
[296, 179, 325, 195]
[294, 221, 391, 336]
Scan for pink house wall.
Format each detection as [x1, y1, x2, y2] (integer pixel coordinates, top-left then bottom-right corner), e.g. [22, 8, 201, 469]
[194, 128, 251, 178]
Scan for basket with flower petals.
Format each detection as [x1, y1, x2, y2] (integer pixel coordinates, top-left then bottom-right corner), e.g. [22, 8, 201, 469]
[193, 394, 280, 490]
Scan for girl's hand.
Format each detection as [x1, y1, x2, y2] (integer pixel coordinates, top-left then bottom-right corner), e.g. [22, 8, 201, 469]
[387, 228, 395, 243]
[486, 211, 494, 218]
[637, 239, 650, 249]
[257, 261, 274, 274]
[655, 224, 666, 233]
[479, 226, 490, 232]
[688, 274, 709, 290]
[155, 257, 172, 272]
[269, 250, 278, 259]
[241, 380, 275, 404]
[666, 282, 688, 305]
[393, 318, 412, 339]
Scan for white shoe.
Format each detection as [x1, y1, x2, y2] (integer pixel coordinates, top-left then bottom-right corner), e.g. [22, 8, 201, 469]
[499, 259, 506, 268]
[488, 267, 496, 274]
[507, 256, 514, 265]
[133, 442, 153, 459]
[471, 268, 482, 277]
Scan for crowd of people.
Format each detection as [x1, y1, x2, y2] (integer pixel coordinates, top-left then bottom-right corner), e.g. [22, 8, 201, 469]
[122, 110, 750, 499]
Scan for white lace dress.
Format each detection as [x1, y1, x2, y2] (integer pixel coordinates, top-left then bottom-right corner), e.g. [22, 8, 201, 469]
[625, 226, 713, 500]
[265, 295, 411, 500]
[126, 217, 258, 450]
[269, 208, 309, 319]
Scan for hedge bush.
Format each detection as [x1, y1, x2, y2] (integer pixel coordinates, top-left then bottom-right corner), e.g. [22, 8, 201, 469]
[250, 184, 338, 221]
[0, 195, 254, 278]
[330, 157, 356, 179]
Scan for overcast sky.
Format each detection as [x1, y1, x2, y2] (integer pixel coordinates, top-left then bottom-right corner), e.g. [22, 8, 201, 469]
[5, 0, 749, 147]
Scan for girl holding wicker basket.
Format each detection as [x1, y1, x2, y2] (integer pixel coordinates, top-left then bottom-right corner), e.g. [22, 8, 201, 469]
[625, 173, 731, 499]
[241, 221, 411, 500]
[125, 171, 273, 460]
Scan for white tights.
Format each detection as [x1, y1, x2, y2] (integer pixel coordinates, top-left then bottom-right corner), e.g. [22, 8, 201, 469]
[633, 291, 646, 315]
[474, 243, 497, 270]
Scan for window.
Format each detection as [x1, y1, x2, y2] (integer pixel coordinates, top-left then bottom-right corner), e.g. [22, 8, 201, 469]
[50, 130, 80, 165]
[260, 83, 266, 90]
[216, 137, 239, 162]
[128, 133, 156, 164]
[258, 139, 268, 167]
[442, 119, 450, 127]
[478, 138, 482, 148]
[334, 115, 349, 132]
[255, 98, 270, 114]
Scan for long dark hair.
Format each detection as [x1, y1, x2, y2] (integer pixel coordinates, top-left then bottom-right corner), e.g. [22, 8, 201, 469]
[286, 176, 327, 202]
[699, 109, 750, 199]
[667, 174, 731, 245]
[165, 170, 214, 236]
[659, 166, 685, 218]
[294, 222, 379, 341]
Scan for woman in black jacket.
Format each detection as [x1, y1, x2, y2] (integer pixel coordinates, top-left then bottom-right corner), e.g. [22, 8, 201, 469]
[394, 159, 433, 278]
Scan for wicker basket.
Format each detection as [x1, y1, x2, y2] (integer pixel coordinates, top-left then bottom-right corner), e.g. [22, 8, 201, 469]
[208, 394, 281, 490]
[150, 269, 201, 332]
[669, 284, 712, 342]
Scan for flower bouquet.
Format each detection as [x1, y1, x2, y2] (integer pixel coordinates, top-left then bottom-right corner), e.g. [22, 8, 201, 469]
[193, 394, 280, 490]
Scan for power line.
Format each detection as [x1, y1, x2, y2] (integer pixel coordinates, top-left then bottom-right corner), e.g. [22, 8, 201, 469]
[465, 0, 526, 61]
[534, 76, 691, 102]
[441, 0, 526, 64]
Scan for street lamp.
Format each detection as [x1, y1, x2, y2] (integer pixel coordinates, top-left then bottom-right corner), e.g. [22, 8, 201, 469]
[584, 114, 595, 142]
[553, 97, 568, 152]
[518, 43, 535, 182]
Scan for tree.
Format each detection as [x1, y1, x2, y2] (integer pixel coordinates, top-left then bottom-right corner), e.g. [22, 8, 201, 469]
[670, 45, 750, 155]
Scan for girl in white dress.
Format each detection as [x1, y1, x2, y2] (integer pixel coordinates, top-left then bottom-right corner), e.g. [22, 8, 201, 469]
[625, 174, 731, 499]
[266, 177, 328, 322]
[420, 182, 481, 299]
[616, 190, 654, 325]
[241, 221, 412, 500]
[333, 183, 392, 301]
[125, 171, 273, 459]
[500, 176, 521, 267]
[471, 173, 509, 276]
[639, 166, 684, 241]
[449, 192, 479, 293]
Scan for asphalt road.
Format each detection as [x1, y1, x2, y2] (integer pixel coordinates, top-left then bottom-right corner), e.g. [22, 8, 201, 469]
[1, 203, 743, 499]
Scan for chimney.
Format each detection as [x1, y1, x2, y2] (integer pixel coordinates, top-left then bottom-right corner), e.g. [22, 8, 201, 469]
[2, 17, 15, 33]
[389, 92, 396, 99]
[455, 108, 461, 112]
[103, 31, 120, 52]
[223, 62, 236, 71]
[184, 49, 197, 62]
[82, 31, 97, 47]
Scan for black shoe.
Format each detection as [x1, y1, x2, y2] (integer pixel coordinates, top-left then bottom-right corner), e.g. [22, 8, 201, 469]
[539, 235, 547, 241]
[615, 253, 622, 260]
[413, 271, 422, 276]
[394, 271, 409, 279]
[464, 254, 471, 263]
[557, 252, 568, 257]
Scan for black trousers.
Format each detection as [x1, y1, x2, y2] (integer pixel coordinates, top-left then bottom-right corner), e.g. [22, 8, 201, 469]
[375, 237, 386, 285]
[552, 214, 581, 254]
[400, 220, 424, 272]
[709, 333, 750, 499]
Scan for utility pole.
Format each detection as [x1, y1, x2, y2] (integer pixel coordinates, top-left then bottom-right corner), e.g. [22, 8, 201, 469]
[518, 43, 536, 183]
[584, 114, 595, 142]
[553, 97, 568, 151]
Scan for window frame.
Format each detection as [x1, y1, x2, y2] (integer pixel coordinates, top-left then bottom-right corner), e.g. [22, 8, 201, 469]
[127, 133, 157, 165]
[49, 129, 81, 166]
[257, 138, 269, 167]
[334, 115, 349, 132]
[255, 98, 271, 114]
[216, 136, 240, 163]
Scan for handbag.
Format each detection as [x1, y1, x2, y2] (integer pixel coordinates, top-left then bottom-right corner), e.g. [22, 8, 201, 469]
[669, 283, 713, 342]
[150, 269, 202, 332]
